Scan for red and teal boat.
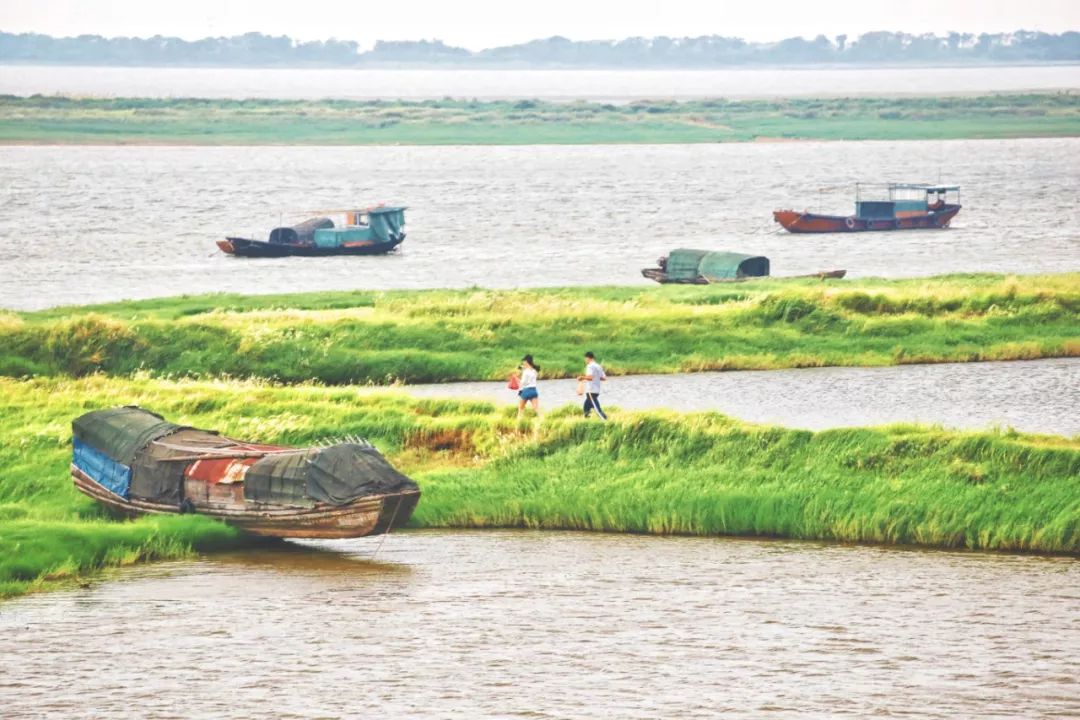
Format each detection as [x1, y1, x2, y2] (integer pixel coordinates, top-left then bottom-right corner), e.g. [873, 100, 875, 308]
[774, 183, 960, 233]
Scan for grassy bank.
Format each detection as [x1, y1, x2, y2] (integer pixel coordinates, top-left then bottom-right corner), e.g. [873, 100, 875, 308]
[2, 375, 1078, 598]
[3, 274, 1078, 384]
[0, 93, 1077, 144]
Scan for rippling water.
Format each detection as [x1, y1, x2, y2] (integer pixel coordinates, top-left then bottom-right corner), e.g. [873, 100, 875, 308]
[401, 358, 1080, 436]
[2, 531, 1077, 718]
[1, 138, 1077, 310]
[3, 64, 1078, 101]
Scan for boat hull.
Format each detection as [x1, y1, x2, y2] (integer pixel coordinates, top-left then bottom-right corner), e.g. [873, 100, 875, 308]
[72, 465, 419, 539]
[218, 235, 405, 257]
[641, 268, 846, 284]
[773, 205, 960, 233]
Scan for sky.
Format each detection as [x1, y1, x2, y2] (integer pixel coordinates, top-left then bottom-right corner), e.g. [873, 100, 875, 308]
[1, 0, 1078, 49]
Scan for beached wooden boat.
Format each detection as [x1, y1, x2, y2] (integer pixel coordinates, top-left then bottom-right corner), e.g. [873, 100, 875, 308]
[218, 206, 407, 257]
[71, 407, 420, 539]
[774, 184, 960, 233]
[641, 249, 845, 284]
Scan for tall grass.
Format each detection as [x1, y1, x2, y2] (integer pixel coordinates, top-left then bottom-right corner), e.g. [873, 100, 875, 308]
[415, 412, 1080, 552]
[4, 274, 1078, 384]
[0, 93, 1077, 144]
[2, 375, 1077, 598]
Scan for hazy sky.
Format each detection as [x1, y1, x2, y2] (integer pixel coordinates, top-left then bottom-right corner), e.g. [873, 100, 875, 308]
[2, 0, 1078, 48]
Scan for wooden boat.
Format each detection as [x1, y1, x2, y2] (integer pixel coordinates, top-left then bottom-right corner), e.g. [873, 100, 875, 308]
[218, 206, 407, 257]
[774, 184, 960, 233]
[71, 407, 420, 539]
[641, 249, 845, 284]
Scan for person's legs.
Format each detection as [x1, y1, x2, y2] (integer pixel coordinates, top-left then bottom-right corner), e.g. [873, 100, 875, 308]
[529, 397, 540, 415]
[583, 396, 592, 417]
[589, 393, 608, 420]
[518, 397, 526, 418]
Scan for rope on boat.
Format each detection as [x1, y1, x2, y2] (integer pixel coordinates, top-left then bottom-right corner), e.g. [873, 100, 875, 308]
[371, 495, 403, 561]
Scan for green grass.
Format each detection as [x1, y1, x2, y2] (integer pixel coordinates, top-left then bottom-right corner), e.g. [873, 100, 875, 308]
[2, 375, 1078, 599]
[3, 274, 1078, 384]
[1, 93, 1077, 144]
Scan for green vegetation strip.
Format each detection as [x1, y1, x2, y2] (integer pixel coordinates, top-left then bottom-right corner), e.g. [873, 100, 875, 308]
[0, 93, 1077, 144]
[2, 375, 1078, 598]
[3, 274, 1078, 384]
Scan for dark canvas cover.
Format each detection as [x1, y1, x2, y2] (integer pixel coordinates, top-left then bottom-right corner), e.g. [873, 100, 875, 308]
[72, 407, 182, 465]
[243, 443, 418, 508]
[244, 449, 318, 507]
[269, 217, 333, 245]
[307, 443, 419, 505]
[129, 428, 228, 504]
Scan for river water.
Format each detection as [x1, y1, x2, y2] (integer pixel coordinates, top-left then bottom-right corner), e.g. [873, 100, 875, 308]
[3, 64, 1078, 101]
[1, 138, 1078, 310]
[1, 531, 1077, 718]
[401, 358, 1080, 436]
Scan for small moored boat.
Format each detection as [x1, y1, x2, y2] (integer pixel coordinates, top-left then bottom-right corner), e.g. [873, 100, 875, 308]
[71, 407, 420, 539]
[774, 183, 960, 233]
[641, 248, 845, 284]
[218, 206, 407, 257]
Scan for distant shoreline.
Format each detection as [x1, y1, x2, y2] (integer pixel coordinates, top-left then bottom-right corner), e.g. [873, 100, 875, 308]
[0, 92, 1077, 145]
[2, 61, 1079, 71]
[2, 29, 1076, 69]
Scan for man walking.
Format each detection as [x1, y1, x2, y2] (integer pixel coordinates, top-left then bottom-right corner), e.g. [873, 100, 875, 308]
[579, 351, 608, 420]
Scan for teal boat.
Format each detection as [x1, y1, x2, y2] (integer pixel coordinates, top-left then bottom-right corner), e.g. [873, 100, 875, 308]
[219, 206, 406, 257]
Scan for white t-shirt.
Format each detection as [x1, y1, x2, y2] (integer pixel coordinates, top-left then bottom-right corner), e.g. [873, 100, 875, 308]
[585, 361, 606, 394]
[520, 366, 538, 389]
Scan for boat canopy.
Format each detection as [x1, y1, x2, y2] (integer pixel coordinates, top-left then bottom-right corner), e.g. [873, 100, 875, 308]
[73, 407, 182, 465]
[856, 183, 960, 204]
[889, 184, 960, 192]
[245, 443, 417, 508]
[72, 407, 419, 507]
[269, 217, 334, 245]
[665, 249, 770, 282]
[367, 206, 406, 242]
[267, 207, 406, 246]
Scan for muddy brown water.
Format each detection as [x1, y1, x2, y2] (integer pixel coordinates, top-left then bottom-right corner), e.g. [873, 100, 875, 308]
[2, 138, 1078, 310]
[1, 530, 1077, 718]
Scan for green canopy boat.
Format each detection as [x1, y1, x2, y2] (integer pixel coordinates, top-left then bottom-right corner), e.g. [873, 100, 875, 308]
[642, 249, 845, 284]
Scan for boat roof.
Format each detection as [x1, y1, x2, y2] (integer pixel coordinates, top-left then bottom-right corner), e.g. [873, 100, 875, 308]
[888, 183, 960, 191]
[298, 205, 407, 214]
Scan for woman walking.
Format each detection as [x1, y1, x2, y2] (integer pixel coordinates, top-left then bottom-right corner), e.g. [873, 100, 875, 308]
[517, 354, 540, 418]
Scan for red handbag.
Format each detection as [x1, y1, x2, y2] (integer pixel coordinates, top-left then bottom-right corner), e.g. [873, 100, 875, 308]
[507, 374, 521, 390]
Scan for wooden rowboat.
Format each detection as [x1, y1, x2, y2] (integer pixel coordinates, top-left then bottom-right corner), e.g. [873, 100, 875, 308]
[642, 267, 846, 284]
[71, 407, 420, 539]
[641, 249, 845, 284]
[72, 466, 419, 539]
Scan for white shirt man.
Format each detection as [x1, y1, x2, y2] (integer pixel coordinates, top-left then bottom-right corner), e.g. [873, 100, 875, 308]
[579, 351, 608, 420]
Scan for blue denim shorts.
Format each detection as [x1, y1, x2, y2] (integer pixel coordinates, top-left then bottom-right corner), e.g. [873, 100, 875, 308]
[518, 387, 539, 400]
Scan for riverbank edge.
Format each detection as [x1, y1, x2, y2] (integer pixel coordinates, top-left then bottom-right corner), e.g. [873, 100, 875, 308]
[2, 376, 1077, 600]
[4, 273, 1079, 384]
[0, 92, 1077, 145]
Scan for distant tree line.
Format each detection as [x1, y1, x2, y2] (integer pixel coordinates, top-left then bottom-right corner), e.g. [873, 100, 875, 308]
[0, 30, 1077, 67]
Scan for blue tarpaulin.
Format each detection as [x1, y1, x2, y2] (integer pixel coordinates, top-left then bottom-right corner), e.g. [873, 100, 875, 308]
[73, 438, 131, 499]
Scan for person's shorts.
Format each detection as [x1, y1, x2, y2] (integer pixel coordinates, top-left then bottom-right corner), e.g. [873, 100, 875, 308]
[518, 387, 539, 400]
